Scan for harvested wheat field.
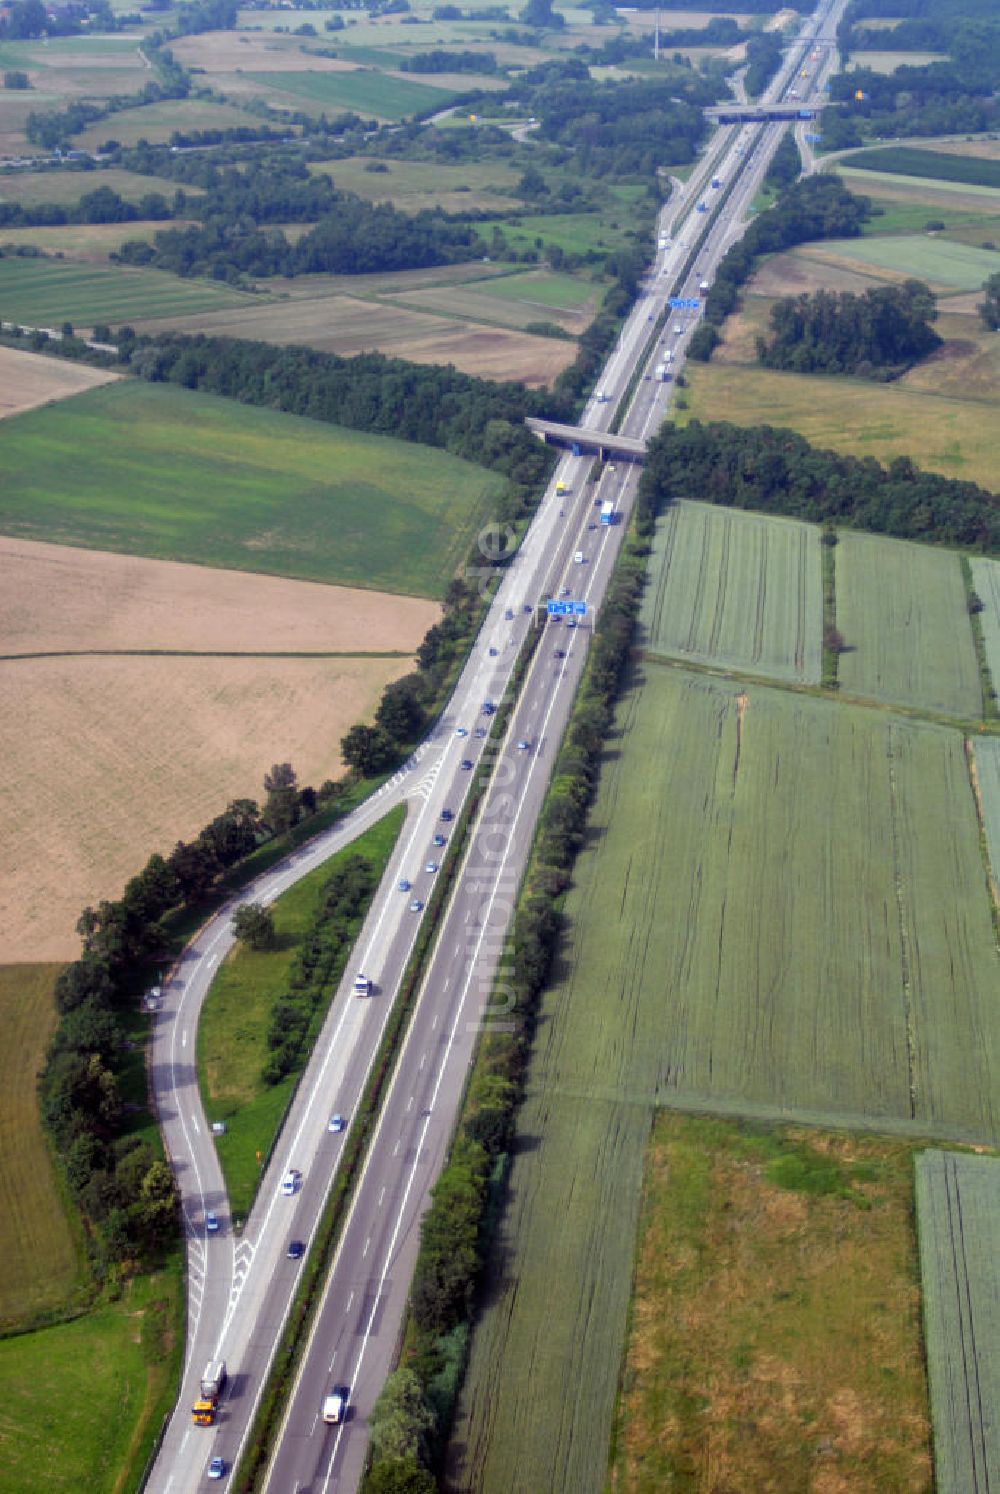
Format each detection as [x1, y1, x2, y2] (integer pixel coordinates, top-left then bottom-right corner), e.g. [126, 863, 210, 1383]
[0, 536, 439, 657]
[1, 652, 411, 962]
[0, 344, 118, 420]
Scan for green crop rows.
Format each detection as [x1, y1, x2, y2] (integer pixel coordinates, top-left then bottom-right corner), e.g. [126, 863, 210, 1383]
[971, 558, 1000, 696]
[846, 146, 1000, 190]
[816, 232, 1000, 289]
[915, 1149, 1000, 1493]
[836, 532, 982, 716]
[0, 380, 503, 597]
[639, 501, 823, 683]
[0, 258, 254, 327]
[451, 665, 1000, 1492]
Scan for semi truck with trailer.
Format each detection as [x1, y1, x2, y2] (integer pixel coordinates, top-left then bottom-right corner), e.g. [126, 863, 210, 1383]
[192, 1361, 227, 1426]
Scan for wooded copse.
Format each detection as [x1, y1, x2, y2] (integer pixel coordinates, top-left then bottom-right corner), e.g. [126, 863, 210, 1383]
[640, 421, 1000, 552]
[756, 280, 942, 379]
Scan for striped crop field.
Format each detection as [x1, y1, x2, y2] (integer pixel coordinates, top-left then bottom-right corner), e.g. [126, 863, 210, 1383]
[448, 668, 1000, 1494]
[638, 500, 823, 683]
[915, 1150, 1000, 1493]
[836, 532, 982, 716]
[973, 736, 1000, 900]
[971, 558, 1000, 695]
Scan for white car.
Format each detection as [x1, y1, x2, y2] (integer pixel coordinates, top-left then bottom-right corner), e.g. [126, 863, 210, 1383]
[281, 1169, 300, 1196]
[328, 1114, 345, 1133]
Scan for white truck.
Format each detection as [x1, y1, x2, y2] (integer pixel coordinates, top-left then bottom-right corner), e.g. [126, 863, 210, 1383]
[323, 1388, 347, 1424]
[654, 363, 671, 382]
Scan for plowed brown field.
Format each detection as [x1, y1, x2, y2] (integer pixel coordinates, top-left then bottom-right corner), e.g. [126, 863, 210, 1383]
[0, 344, 118, 420]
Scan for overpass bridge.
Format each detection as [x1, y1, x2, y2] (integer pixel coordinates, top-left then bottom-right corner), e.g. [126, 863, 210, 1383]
[525, 417, 648, 463]
[707, 101, 823, 123]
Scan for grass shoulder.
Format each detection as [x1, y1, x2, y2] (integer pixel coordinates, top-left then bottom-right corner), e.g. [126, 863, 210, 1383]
[198, 804, 406, 1220]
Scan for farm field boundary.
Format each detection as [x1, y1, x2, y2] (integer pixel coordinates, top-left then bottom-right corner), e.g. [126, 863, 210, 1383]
[843, 146, 1000, 190]
[915, 1149, 1000, 1493]
[971, 558, 1000, 694]
[972, 736, 1000, 908]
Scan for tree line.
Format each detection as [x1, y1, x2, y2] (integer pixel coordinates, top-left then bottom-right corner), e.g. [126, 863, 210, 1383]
[756, 280, 942, 379]
[365, 465, 659, 1493]
[0, 184, 175, 230]
[640, 420, 999, 551]
[688, 173, 870, 362]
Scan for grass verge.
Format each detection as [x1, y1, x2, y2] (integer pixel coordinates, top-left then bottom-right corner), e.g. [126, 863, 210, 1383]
[198, 805, 406, 1222]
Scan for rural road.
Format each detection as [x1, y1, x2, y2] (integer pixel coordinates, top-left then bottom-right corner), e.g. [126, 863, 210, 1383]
[147, 2, 846, 1487]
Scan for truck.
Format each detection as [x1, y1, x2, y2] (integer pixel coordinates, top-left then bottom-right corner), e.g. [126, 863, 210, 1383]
[192, 1361, 227, 1426]
[699, 280, 710, 296]
[353, 972, 371, 996]
[654, 363, 671, 382]
[600, 500, 615, 526]
[664, 347, 674, 364]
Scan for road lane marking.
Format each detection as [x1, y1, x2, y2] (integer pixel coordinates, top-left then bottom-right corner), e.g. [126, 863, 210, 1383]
[378, 1187, 385, 1207]
[363, 1237, 370, 1259]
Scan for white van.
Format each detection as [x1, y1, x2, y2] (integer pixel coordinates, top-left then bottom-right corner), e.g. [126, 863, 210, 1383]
[574, 551, 584, 565]
[323, 1388, 347, 1424]
[281, 1169, 300, 1196]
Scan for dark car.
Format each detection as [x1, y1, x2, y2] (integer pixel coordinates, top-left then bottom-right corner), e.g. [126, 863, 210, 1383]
[460, 759, 473, 771]
[554, 648, 565, 658]
[287, 1239, 305, 1260]
[433, 833, 446, 847]
[441, 808, 454, 821]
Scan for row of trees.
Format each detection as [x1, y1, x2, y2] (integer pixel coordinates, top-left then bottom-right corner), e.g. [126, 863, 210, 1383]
[640, 420, 1000, 550]
[688, 174, 870, 362]
[0, 184, 175, 230]
[365, 466, 658, 1493]
[756, 280, 942, 379]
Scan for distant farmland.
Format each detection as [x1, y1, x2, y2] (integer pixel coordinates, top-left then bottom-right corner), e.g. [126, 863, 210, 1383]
[915, 1150, 1000, 1493]
[836, 532, 982, 717]
[639, 501, 823, 683]
[973, 737, 1000, 899]
[0, 258, 253, 328]
[0, 379, 504, 597]
[449, 666, 1000, 1494]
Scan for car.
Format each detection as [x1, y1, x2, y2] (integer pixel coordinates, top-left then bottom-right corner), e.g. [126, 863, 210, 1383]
[460, 759, 473, 771]
[455, 726, 468, 737]
[205, 1211, 219, 1233]
[425, 861, 439, 874]
[566, 619, 577, 629]
[504, 607, 514, 620]
[588, 522, 597, 530]
[474, 726, 487, 738]
[281, 1169, 300, 1196]
[560, 586, 570, 596]
[287, 1239, 305, 1260]
[482, 700, 495, 715]
[398, 878, 411, 892]
[323, 1387, 348, 1424]
[488, 646, 498, 656]
[328, 1113, 345, 1133]
[517, 740, 531, 752]
[554, 648, 565, 658]
[441, 808, 454, 821]
[208, 1456, 226, 1480]
[409, 899, 424, 913]
[433, 833, 446, 847]
[524, 604, 532, 614]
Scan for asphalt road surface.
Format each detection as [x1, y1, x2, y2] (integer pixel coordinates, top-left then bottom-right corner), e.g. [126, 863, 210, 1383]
[148, 4, 846, 1487]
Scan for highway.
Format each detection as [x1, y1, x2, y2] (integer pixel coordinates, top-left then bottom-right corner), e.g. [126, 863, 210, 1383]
[146, 3, 845, 1488]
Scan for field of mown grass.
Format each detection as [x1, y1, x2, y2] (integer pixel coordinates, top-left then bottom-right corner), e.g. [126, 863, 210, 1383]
[0, 965, 88, 1333]
[198, 805, 404, 1218]
[0, 1260, 183, 1494]
[915, 1150, 1000, 1494]
[971, 557, 1000, 693]
[0, 257, 252, 326]
[0, 167, 199, 208]
[835, 532, 982, 716]
[309, 154, 520, 214]
[449, 666, 1000, 1494]
[638, 501, 823, 683]
[679, 360, 1000, 492]
[612, 1114, 932, 1493]
[814, 233, 1000, 290]
[0, 380, 504, 596]
[71, 98, 265, 150]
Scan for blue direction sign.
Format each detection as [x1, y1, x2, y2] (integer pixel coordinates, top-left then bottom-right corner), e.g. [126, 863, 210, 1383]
[804, 132, 822, 142]
[547, 600, 588, 617]
[668, 296, 701, 310]
[574, 601, 587, 616]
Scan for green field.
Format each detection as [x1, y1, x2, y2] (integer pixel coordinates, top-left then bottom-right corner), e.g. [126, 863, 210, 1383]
[971, 557, 1000, 695]
[639, 501, 823, 683]
[450, 666, 1000, 1492]
[836, 532, 982, 716]
[915, 1150, 1000, 1494]
[247, 69, 454, 119]
[816, 232, 1000, 289]
[0, 380, 503, 596]
[0, 1261, 182, 1494]
[846, 145, 1000, 189]
[311, 154, 521, 214]
[496, 190, 649, 259]
[0, 965, 87, 1334]
[198, 806, 404, 1218]
[974, 737, 1000, 899]
[72, 98, 266, 150]
[612, 1115, 932, 1493]
[0, 257, 253, 326]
